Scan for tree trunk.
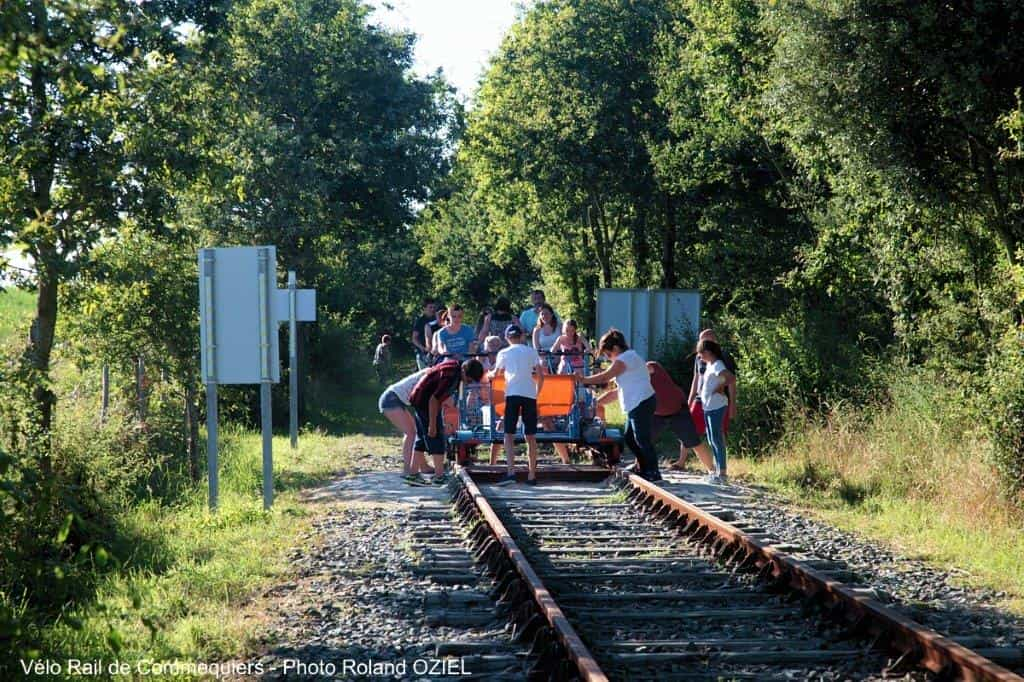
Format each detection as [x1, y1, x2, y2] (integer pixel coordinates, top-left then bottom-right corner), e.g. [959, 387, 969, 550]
[661, 194, 677, 289]
[27, 255, 58, 458]
[25, 3, 57, 458]
[135, 356, 148, 422]
[631, 207, 649, 287]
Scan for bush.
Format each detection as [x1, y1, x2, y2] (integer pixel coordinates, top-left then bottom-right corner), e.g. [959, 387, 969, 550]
[989, 330, 1024, 500]
[715, 304, 884, 453]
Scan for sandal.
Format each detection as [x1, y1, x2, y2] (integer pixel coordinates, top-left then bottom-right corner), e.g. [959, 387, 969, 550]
[669, 462, 687, 471]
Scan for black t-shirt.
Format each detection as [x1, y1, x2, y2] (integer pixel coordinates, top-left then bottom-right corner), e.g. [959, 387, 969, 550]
[413, 314, 432, 346]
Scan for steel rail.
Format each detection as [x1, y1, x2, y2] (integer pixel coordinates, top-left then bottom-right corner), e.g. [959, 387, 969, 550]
[618, 471, 1023, 682]
[456, 468, 609, 681]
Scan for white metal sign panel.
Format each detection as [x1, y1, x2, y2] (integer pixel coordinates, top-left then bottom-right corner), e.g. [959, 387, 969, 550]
[198, 246, 281, 384]
[273, 289, 317, 323]
[596, 288, 701, 359]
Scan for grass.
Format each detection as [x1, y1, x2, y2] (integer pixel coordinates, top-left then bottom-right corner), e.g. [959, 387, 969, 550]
[730, 374, 1024, 611]
[0, 287, 33, 345]
[22, 362, 405, 677]
[37, 425, 399, 669]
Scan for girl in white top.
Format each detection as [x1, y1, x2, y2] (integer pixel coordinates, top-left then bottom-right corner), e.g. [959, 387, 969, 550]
[379, 369, 431, 482]
[580, 329, 661, 481]
[695, 338, 736, 483]
[532, 303, 561, 360]
[532, 304, 571, 463]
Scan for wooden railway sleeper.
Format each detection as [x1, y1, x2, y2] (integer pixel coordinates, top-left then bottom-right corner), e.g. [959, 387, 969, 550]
[514, 610, 544, 644]
[490, 571, 517, 601]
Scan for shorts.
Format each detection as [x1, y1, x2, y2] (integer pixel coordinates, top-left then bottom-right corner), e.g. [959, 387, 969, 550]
[652, 411, 700, 449]
[504, 395, 538, 435]
[413, 405, 446, 455]
[378, 390, 405, 413]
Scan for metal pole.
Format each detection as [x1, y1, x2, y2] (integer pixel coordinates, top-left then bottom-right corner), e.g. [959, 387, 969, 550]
[288, 271, 298, 449]
[202, 249, 219, 512]
[206, 383, 219, 511]
[257, 248, 273, 509]
[261, 381, 273, 510]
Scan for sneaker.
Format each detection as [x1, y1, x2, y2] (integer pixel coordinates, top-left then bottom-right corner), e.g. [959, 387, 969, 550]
[704, 473, 719, 485]
[642, 471, 663, 483]
[430, 473, 449, 486]
[404, 473, 431, 487]
[526, 477, 538, 486]
[495, 472, 517, 486]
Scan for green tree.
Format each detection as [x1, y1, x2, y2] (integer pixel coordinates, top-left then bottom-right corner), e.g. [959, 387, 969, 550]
[0, 1, 186, 443]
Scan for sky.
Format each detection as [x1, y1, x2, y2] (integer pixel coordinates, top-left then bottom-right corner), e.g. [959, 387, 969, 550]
[366, 0, 522, 102]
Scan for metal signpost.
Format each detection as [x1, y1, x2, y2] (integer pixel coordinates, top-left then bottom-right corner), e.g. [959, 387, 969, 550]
[198, 247, 316, 511]
[273, 271, 315, 449]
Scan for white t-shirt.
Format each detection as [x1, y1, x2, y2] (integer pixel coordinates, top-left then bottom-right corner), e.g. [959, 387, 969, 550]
[494, 344, 542, 398]
[387, 369, 429, 405]
[614, 350, 655, 413]
[700, 359, 729, 412]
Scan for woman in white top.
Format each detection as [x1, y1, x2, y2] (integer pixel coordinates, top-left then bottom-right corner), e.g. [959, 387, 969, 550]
[532, 303, 561, 364]
[695, 338, 736, 482]
[532, 303, 571, 464]
[580, 329, 661, 481]
[379, 368, 431, 483]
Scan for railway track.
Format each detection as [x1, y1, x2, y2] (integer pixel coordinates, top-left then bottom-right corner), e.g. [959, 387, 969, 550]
[446, 465, 1023, 681]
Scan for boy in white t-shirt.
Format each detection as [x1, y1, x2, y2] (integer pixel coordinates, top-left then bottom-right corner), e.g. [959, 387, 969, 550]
[489, 324, 545, 485]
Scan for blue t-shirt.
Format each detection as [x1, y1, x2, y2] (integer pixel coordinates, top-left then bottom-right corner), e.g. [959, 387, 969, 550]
[438, 325, 476, 356]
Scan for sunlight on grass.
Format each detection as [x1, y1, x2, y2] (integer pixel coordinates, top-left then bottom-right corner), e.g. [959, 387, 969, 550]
[0, 287, 33, 346]
[40, 420, 402, 666]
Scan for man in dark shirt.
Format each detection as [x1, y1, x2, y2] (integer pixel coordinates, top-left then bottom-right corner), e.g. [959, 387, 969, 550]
[409, 357, 485, 484]
[411, 298, 437, 370]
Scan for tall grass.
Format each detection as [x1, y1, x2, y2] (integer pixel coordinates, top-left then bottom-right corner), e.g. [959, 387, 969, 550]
[735, 371, 1024, 604]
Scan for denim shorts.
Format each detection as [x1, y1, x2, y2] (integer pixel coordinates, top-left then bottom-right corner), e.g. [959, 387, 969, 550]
[378, 390, 406, 413]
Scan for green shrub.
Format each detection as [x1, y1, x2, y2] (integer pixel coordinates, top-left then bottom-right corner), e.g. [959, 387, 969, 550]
[989, 330, 1024, 498]
[715, 305, 884, 453]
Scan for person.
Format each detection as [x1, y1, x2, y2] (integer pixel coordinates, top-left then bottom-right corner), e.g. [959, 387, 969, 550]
[529, 303, 570, 464]
[518, 289, 546, 339]
[411, 298, 437, 370]
[373, 334, 392, 384]
[436, 304, 477, 359]
[408, 357, 485, 484]
[695, 338, 736, 484]
[477, 297, 520, 347]
[646, 361, 716, 477]
[378, 368, 432, 485]
[426, 307, 447, 361]
[580, 329, 662, 482]
[551, 319, 591, 375]
[490, 324, 544, 486]
[688, 328, 738, 436]
[532, 303, 561, 371]
[480, 335, 503, 370]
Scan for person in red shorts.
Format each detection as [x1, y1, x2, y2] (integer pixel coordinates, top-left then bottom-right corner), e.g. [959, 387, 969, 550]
[688, 329, 738, 436]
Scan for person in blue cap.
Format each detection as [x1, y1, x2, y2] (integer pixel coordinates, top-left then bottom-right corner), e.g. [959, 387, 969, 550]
[488, 323, 545, 486]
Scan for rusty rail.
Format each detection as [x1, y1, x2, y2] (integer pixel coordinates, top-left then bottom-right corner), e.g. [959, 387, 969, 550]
[455, 467, 608, 681]
[618, 471, 1023, 682]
